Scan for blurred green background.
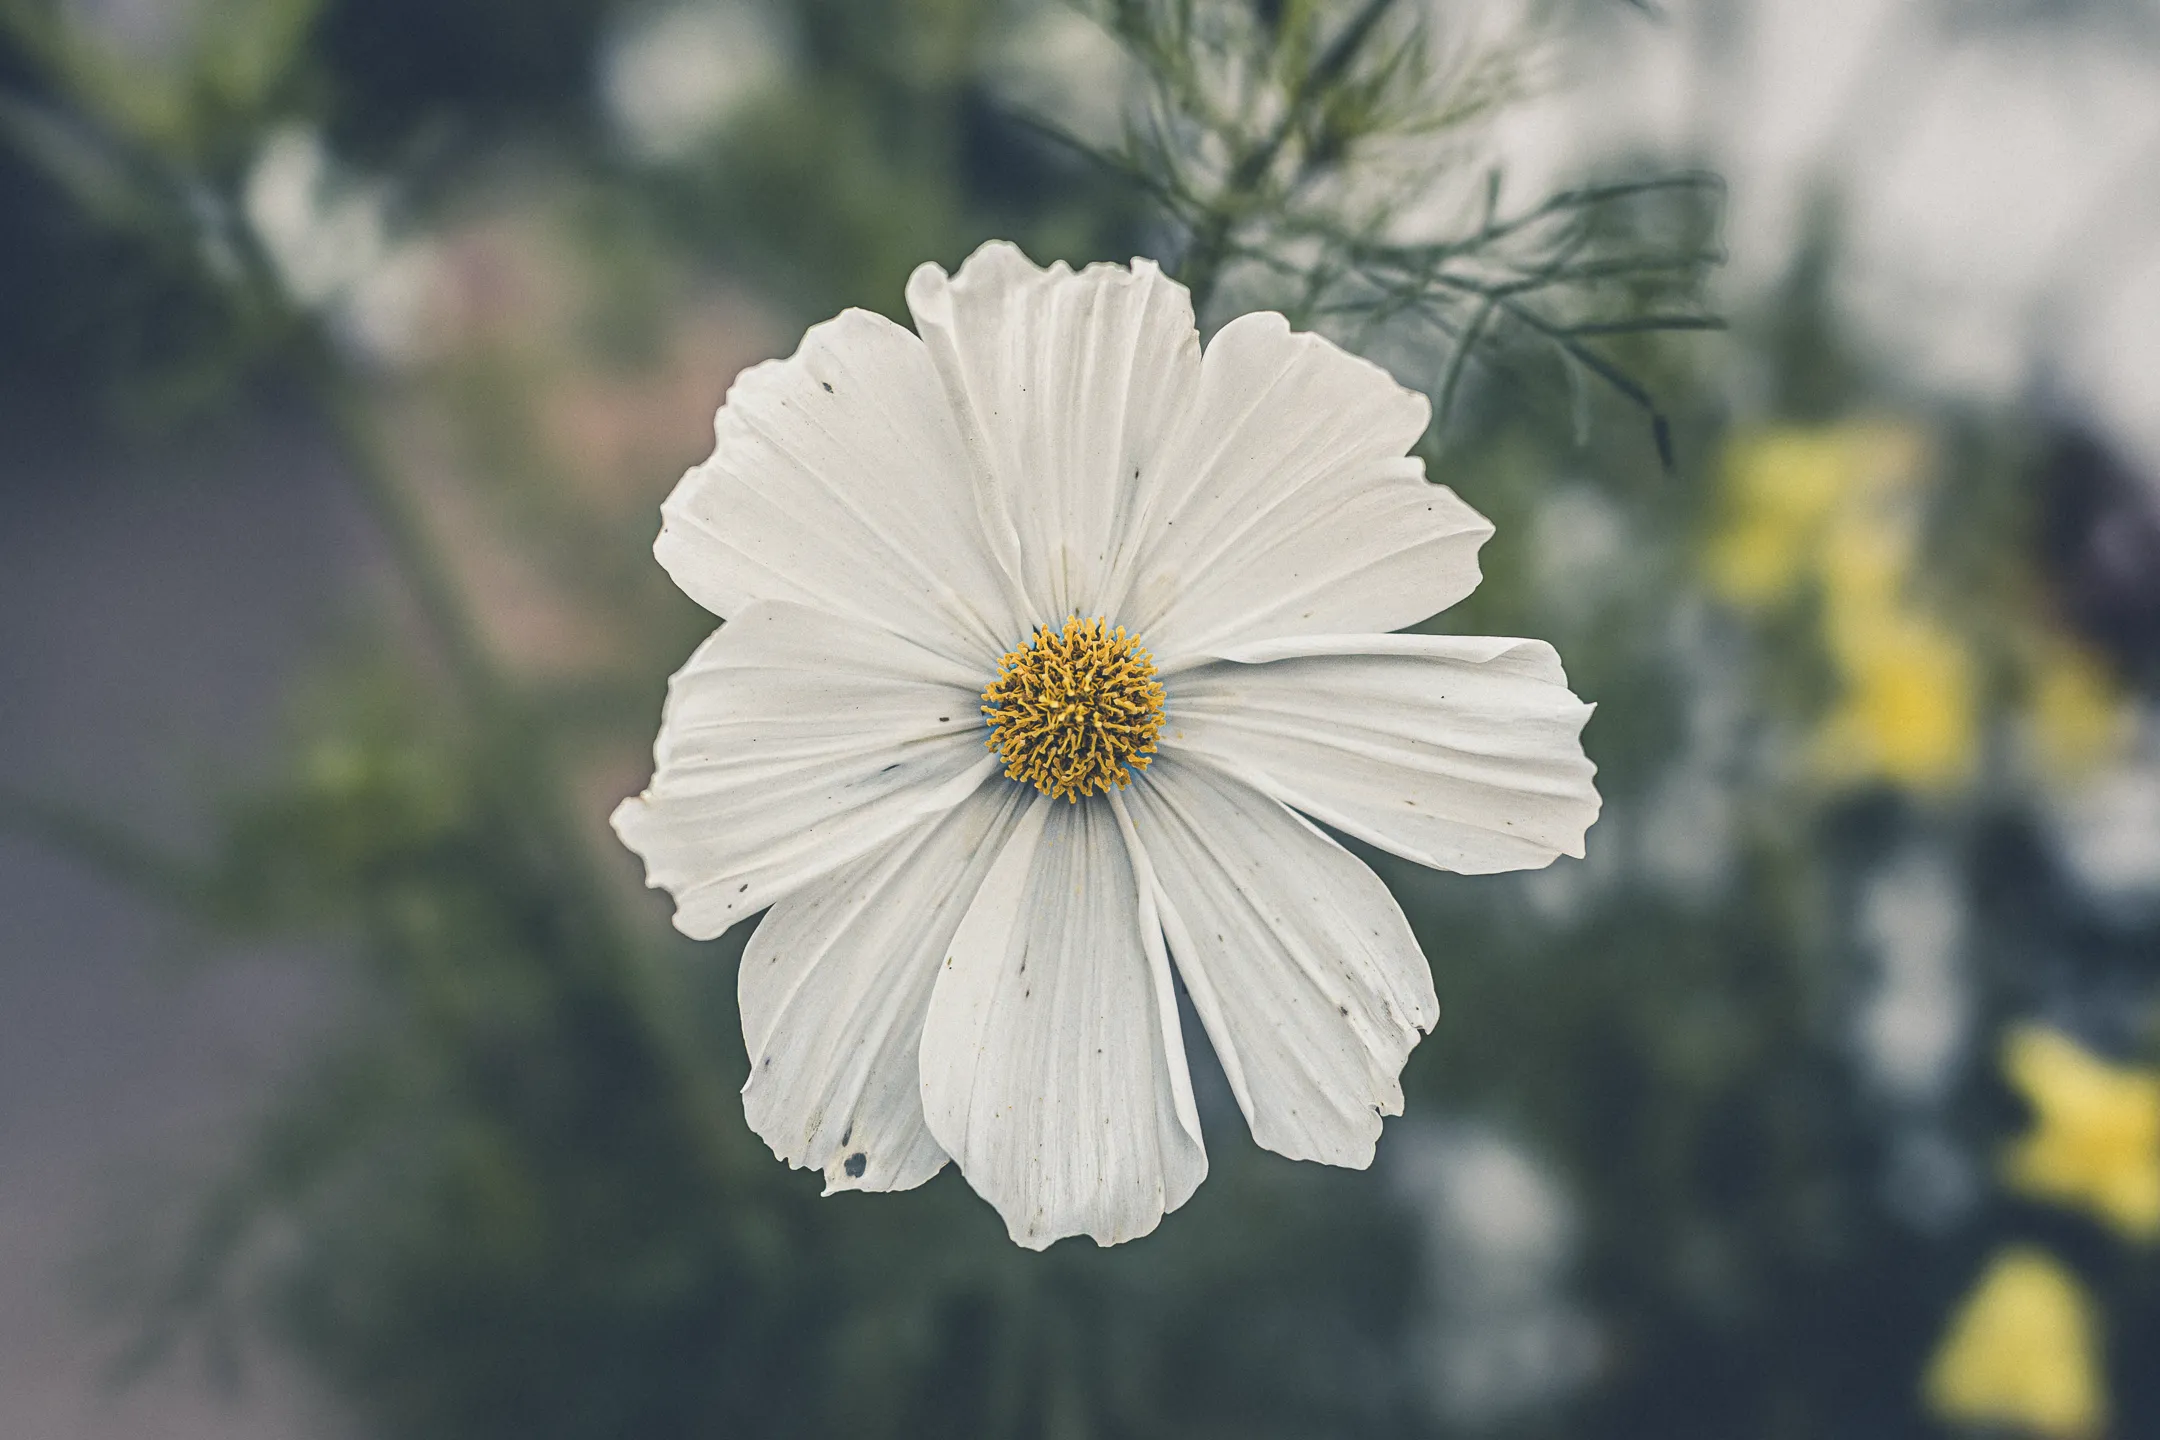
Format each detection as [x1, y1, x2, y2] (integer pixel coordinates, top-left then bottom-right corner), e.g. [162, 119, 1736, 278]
[3, 1, 2159, 1437]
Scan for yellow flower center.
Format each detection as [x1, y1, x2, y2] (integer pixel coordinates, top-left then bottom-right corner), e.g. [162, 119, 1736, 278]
[982, 616, 1165, 803]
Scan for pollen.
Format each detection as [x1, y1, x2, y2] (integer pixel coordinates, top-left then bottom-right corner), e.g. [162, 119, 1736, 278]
[982, 616, 1165, 803]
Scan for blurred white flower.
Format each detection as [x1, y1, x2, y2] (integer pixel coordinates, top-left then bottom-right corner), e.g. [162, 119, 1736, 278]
[1390, 1122, 1601, 1426]
[242, 124, 442, 367]
[1532, 483, 1628, 625]
[600, 1, 788, 163]
[1854, 847, 1970, 1109]
[2047, 715, 2160, 914]
[614, 241, 1601, 1248]
[1637, 603, 1749, 904]
[1638, 766, 1735, 898]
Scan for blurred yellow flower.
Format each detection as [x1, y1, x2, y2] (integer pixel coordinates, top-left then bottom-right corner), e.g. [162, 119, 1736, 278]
[1707, 423, 1923, 607]
[1708, 421, 1977, 792]
[2026, 637, 2133, 781]
[1923, 1247, 2106, 1440]
[1706, 429, 1856, 604]
[1813, 604, 1979, 792]
[2004, 1024, 2160, 1241]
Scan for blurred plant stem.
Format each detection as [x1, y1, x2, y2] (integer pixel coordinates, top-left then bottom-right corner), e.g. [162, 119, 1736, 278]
[0, 780, 205, 906]
[313, 363, 752, 1169]
[0, 331, 749, 1192]
[319, 377, 505, 715]
[310, 365, 620, 955]
[1054, 0, 1723, 461]
[1173, 0, 1399, 312]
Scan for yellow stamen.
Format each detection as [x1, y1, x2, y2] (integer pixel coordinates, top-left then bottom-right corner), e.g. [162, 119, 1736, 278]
[982, 616, 1165, 803]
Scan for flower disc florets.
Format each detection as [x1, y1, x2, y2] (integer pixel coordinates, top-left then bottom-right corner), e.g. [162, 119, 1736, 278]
[982, 616, 1165, 802]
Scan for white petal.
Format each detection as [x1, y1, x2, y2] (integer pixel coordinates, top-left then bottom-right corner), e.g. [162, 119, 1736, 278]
[905, 241, 1202, 624]
[740, 780, 1034, 1195]
[655, 306, 1027, 668]
[1160, 633, 1601, 874]
[1111, 312, 1492, 667]
[1122, 757, 1436, 1169]
[612, 601, 996, 938]
[919, 795, 1206, 1248]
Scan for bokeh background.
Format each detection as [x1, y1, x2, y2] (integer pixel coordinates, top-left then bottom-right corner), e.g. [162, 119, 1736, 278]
[4, 1, 2160, 1437]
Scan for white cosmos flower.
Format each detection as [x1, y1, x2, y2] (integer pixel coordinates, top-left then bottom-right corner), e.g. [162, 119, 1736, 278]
[612, 241, 1600, 1249]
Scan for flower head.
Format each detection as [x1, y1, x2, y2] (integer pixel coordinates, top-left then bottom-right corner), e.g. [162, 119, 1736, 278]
[2003, 1023, 2160, 1241]
[1923, 1247, 2107, 1440]
[613, 242, 1599, 1247]
[1707, 422, 1977, 793]
[2025, 634, 2133, 781]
